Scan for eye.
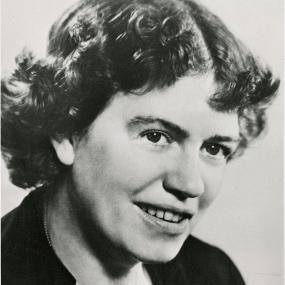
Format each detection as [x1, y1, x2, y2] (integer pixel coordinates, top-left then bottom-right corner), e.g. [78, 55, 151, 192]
[140, 130, 172, 146]
[201, 142, 231, 160]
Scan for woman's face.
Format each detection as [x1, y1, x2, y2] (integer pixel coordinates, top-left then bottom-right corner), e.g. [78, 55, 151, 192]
[62, 73, 240, 263]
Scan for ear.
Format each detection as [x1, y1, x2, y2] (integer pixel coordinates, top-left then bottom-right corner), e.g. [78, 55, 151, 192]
[51, 137, 75, 166]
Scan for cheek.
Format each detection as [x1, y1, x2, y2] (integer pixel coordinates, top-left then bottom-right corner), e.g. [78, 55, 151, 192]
[199, 165, 226, 209]
[105, 146, 170, 195]
[74, 136, 168, 196]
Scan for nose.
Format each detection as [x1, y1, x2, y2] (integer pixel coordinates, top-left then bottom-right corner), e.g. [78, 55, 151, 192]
[163, 151, 204, 200]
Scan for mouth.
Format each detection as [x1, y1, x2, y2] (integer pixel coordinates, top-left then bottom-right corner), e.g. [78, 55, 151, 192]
[134, 202, 193, 235]
[136, 203, 189, 223]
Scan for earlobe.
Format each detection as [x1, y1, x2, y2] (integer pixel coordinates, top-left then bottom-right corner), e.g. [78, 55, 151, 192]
[51, 138, 75, 166]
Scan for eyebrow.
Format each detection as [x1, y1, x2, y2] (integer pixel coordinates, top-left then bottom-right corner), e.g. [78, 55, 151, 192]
[128, 116, 240, 143]
[128, 116, 189, 139]
[205, 135, 240, 144]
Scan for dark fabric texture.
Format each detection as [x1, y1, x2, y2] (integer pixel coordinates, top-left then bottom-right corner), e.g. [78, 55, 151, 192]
[2, 188, 245, 285]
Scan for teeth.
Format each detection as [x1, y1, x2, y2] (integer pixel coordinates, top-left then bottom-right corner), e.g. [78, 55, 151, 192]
[139, 205, 186, 223]
[156, 210, 164, 219]
[164, 211, 174, 221]
[147, 208, 156, 216]
[172, 214, 180, 222]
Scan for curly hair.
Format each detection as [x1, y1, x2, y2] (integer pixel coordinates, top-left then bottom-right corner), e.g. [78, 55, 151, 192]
[1, 0, 280, 189]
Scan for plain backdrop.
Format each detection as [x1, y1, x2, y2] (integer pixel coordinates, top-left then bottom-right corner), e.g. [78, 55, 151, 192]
[1, 0, 283, 284]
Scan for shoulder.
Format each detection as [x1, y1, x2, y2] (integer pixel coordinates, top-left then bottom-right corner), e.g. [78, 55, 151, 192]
[147, 235, 245, 285]
[1, 188, 53, 285]
[178, 235, 246, 285]
[2, 188, 45, 250]
[182, 235, 234, 263]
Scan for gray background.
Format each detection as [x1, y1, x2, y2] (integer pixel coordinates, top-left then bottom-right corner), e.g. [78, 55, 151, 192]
[1, 0, 283, 284]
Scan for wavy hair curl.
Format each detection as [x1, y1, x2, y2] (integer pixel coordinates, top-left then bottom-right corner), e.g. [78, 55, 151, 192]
[1, 0, 280, 189]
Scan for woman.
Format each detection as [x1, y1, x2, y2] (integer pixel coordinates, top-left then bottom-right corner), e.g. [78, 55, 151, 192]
[1, 0, 280, 284]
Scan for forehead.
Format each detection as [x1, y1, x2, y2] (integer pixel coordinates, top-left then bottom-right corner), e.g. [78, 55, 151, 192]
[143, 73, 217, 110]
[92, 73, 239, 139]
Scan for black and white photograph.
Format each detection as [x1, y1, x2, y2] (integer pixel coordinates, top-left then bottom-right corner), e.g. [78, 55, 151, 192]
[1, 0, 283, 284]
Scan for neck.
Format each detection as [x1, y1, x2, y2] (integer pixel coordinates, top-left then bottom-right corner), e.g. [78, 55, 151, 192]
[45, 180, 152, 285]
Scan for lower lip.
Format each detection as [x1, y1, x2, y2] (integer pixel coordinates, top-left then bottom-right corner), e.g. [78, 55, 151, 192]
[134, 205, 190, 236]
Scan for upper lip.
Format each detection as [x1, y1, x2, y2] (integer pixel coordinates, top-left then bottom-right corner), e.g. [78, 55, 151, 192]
[134, 202, 195, 219]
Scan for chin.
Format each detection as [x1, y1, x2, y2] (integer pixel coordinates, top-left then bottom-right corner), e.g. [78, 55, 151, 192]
[139, 250, 181, 264]
[133, 239, 185, 264]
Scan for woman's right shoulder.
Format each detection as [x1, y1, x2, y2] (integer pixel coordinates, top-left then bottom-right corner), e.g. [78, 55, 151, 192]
[2, 187, 46, 250]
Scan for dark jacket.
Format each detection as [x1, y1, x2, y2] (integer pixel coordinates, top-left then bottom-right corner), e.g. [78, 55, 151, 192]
[2, 188, 245, 285]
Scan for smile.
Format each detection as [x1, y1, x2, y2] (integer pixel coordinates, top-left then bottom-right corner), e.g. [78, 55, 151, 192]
[139, 204, 185, 223]
[134, 202, 193, 235]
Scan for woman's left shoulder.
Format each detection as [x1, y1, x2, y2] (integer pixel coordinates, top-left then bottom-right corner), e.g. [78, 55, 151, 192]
[178, 235, 246, 285]
[146, 235, 246, 285]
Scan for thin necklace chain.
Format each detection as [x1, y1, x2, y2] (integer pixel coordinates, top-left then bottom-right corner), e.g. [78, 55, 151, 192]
[43, 196, 53, 248]
[43, 196, 151, 285]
